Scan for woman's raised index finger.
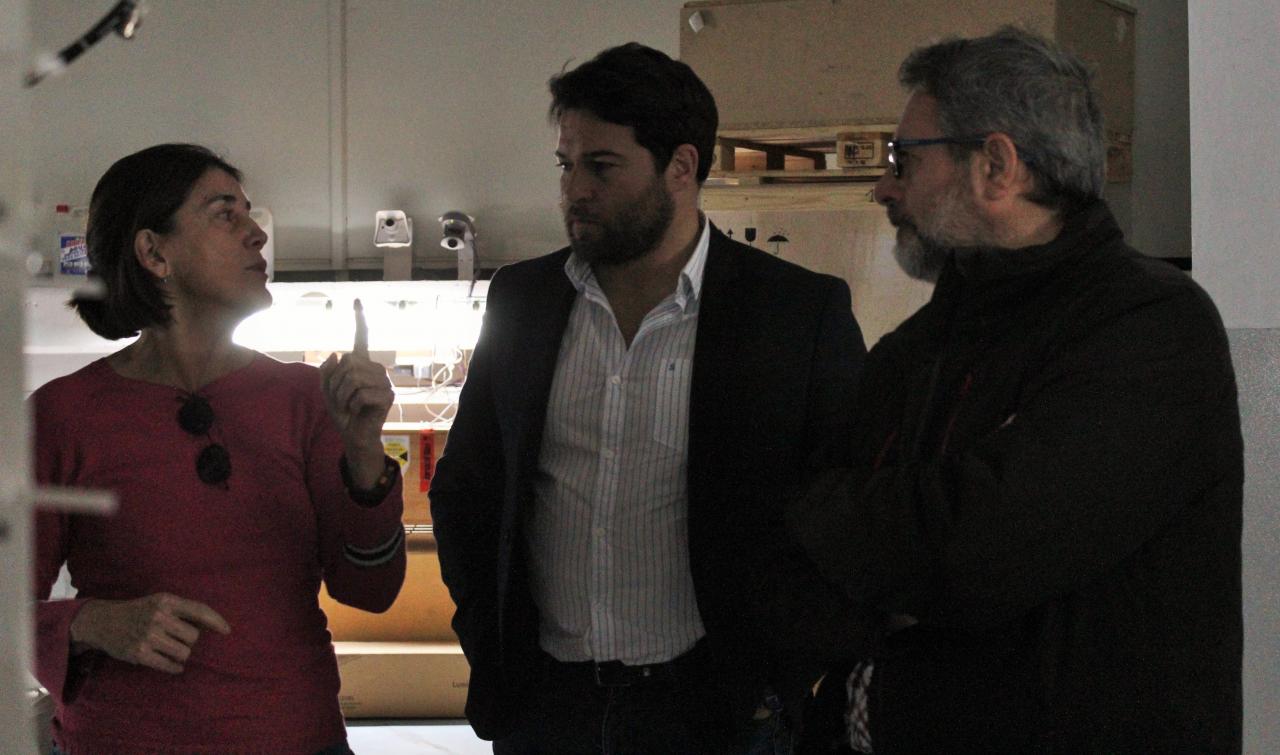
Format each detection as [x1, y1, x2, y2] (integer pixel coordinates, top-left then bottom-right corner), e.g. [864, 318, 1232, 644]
[353, 298, 369, 358]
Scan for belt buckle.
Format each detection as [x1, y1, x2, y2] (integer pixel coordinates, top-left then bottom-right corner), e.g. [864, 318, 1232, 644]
[593, 660, 652, 687]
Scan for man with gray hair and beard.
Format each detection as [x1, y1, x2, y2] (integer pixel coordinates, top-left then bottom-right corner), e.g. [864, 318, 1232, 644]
[784, 27, 1243, 753]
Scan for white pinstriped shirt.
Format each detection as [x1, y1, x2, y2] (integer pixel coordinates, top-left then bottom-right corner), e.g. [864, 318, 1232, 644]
[528, 220, 711, 665]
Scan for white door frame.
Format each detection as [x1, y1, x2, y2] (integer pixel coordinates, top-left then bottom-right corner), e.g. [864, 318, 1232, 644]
[1, 0, 40, 749]
[2, 3, 114, 751]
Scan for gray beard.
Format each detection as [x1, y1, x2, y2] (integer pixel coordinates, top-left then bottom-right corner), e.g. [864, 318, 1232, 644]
[890, 175, 991, 283]
[892, 224, 950, 283]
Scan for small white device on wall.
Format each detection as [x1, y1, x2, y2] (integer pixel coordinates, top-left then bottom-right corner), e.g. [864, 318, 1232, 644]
[374, 210, 413, 247]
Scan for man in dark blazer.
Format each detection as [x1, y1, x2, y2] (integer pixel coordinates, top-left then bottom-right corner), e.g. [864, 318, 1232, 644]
[430, 43, 868, 753]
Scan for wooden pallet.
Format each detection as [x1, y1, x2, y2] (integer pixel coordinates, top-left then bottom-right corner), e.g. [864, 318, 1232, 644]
[708, 124, 895, 185]
[707, 124, 1133, 185]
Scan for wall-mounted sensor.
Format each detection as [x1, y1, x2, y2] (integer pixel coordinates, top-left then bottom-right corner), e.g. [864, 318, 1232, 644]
[374, 210, 412, 247]
[438, 211, 475, 251]
[439, 211, 477, 284]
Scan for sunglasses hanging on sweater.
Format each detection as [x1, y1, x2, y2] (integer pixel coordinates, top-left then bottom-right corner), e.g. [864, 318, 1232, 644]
[177, 393, 231, 488]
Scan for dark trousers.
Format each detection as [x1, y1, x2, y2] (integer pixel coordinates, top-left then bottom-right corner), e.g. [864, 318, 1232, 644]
[493, 644, 731, 755]
[796, 661, 857, 755]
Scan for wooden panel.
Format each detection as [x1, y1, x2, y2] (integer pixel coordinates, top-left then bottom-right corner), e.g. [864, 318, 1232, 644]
[709, 124, 892, 181]
[1056, 0, 1136, 133]
[705, 205, 933, 346]
[701, 183, 879, 212]
[681, 0, 1132, 135]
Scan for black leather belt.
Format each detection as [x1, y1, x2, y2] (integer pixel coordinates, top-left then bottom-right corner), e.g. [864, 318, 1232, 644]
[590, 659, 663, 687]
[548, 640, 709, 688]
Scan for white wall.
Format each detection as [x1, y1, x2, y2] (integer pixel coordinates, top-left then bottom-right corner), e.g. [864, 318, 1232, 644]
[27, 0, 689, 272]
[1189, 1, 1280, 328]
[343, 0, 687, 268]
[1189, 3, 1280, 752]
[28, 1, 334, 270]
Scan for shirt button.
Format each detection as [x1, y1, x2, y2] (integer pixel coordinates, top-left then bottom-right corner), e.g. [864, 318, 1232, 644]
[594, 527, 605, 538]
[609, 375, 621, 386]
[602, 448, 614, 460]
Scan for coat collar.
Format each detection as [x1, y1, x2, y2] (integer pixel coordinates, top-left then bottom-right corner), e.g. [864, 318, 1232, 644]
[941, 200, 1122, 288]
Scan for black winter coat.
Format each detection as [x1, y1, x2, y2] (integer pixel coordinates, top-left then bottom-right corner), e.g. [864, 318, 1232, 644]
[791, 201, 1243, 753]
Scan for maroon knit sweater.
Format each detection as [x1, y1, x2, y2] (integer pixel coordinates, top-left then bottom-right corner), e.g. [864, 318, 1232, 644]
[33, 355, 405, 754]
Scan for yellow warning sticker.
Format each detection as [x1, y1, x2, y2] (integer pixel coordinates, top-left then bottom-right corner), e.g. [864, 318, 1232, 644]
[382, 435, 412, 472]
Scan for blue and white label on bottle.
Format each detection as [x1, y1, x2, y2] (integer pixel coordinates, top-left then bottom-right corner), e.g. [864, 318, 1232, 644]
[59, 233, 89, 275]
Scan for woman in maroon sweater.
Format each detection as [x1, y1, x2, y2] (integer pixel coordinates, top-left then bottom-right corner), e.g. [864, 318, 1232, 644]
[32, 144, 406, 754]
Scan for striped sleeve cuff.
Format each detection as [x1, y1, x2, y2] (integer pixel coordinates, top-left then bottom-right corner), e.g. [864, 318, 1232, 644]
[343, 526, 405, 568]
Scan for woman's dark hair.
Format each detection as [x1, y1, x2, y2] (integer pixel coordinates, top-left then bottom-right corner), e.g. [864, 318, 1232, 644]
[549, 42, 718, 183]
[72, 143, 242, 339]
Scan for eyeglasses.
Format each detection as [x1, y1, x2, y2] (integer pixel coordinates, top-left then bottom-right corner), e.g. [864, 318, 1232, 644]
[886, 136, 988, 179]
[177, 393, 232, 487]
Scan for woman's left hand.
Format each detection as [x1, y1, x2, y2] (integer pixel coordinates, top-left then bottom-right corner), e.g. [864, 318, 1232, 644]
[320, 299, 394, 488]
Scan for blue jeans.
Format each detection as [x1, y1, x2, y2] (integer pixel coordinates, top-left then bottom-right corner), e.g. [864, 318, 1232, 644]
[734, 706, 795, 755]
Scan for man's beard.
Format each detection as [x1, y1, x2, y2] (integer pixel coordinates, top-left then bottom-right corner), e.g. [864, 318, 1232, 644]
[890, 175, 991, 282]
[562, 175, 674, 266]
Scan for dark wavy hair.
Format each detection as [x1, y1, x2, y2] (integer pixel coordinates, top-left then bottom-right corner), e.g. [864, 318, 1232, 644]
[549, 42, 718, 183]
[72, 143, 242, 339]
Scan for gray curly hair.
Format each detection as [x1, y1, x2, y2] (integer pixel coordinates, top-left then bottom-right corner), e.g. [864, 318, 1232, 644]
[899, 26, 1106, 213]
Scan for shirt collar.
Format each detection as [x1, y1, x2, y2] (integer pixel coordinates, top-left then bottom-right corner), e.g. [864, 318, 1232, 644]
[563, 214, 711, 312]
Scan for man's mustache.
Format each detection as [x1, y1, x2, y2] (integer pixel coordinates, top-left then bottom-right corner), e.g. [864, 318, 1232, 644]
[887, 207, 912, 231]
[564, 204, 599, 224]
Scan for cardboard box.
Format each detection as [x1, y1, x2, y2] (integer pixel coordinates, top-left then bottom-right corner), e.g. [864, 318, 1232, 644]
[333, 641, 470, 719]
[381, 424, 447, 524]
[320, 532, 458, 642]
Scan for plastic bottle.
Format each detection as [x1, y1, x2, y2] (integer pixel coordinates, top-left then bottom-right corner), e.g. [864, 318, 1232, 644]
[54, 204, 89, 280]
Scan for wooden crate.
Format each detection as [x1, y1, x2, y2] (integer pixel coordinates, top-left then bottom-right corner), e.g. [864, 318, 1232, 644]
[708, 127, 1128, 208]
[709, 125, 1130, 189]
[681, 0, 1135, 137]
[709, 124, 892, 185]
[836, 131, 895, 169]
[704, 204, 934, 347]
[1106, 130, 1132, 183]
